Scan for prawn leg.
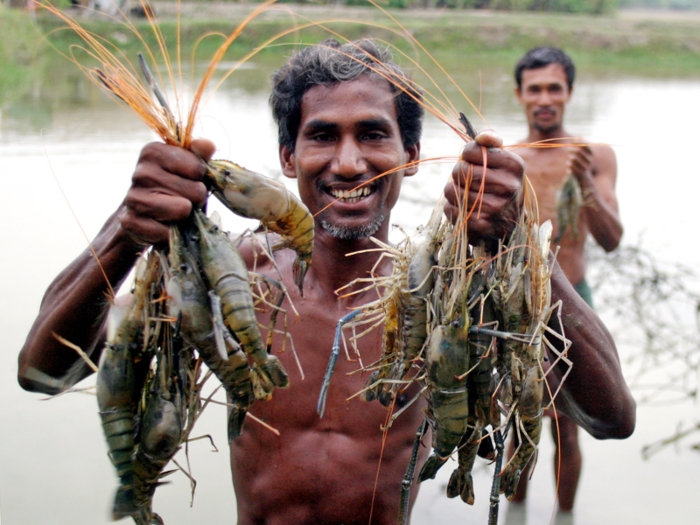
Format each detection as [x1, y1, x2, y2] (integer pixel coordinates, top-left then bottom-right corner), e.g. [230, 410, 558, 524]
[398, 420, 429, 525]
[488, 429, 505, 525]
[317, 309, 363, 417]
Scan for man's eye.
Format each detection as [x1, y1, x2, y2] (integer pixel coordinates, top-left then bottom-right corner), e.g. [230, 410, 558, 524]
[363, 131, 385, 141]
[312, 133, 334, 143]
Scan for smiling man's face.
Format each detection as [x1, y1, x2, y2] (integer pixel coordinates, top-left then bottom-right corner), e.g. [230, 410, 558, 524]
[280, 74, 419, 241]
[517, 63, 572, 135]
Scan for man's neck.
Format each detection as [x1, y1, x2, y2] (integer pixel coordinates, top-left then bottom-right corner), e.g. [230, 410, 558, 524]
[306, 223, 392, 305]
[525, 125, 571, 145]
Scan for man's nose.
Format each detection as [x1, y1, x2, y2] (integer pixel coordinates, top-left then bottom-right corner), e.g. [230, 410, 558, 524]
[332, 137, 367, 178]
[537, 90, 552, 105]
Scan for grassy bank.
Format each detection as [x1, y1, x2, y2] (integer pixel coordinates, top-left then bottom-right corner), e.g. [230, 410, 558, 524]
[2, 2, 700, 105]
[35, 3, 700, 69]
[0, 8, 45, 103]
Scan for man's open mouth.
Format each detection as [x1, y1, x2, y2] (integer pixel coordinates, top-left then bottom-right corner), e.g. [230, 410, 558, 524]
[330, 186, 373, 203]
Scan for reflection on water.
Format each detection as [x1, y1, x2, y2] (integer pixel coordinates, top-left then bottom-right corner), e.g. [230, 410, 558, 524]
[1, 53, 698, 525]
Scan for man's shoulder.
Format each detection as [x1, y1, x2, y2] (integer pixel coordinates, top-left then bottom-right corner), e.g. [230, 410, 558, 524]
[590, 142, 616, 160]
[588, 142, 617, 176]
[228, 231, 287, 272]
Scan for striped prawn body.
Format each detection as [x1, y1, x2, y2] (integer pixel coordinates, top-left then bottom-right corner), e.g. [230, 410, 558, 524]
[167, 221, 253, 440]
[193, 209, 289, 398]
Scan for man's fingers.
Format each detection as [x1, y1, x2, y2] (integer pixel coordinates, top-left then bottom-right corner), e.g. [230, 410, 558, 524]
[139, 141, 209, 182]
[460, 140, 525, 175]
[191, 138, 216, 162]
[119, 210, 172, 247]
[131, 167, 208, 209]
[125, 190, 195, 223]
[474, 129, 503, 148]
[450, 161, 522, 199]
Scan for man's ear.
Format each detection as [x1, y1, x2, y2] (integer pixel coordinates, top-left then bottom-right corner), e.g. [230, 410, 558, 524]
[280, 144, 297, 179]
[515, 86, 523, 104]
[403, 142, 421, 178]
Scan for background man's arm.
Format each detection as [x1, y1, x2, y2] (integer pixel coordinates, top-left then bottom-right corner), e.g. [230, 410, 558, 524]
[18, 140, 213, 394]
[572, 144, 622, 252]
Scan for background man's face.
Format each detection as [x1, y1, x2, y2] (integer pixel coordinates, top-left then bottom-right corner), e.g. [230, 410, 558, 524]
[280, 75, 419, 241]
[517, 63, 572, 135]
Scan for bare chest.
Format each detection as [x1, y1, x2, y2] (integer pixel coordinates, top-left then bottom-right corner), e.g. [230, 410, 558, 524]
[520, 147, 573, 224]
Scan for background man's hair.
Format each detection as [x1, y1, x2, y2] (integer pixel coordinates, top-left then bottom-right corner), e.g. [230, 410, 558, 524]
[270, 38, 423, 152]
[514, 47, 576, 90]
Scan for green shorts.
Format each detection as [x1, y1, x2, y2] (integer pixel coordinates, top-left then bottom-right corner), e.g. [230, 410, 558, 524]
[573, 278, 594, 309]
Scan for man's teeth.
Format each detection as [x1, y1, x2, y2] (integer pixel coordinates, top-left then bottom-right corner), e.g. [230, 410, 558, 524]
[331, 187, 372, 203]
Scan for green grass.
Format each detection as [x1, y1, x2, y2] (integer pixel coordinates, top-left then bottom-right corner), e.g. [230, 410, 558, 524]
[2, 3, 700, 105]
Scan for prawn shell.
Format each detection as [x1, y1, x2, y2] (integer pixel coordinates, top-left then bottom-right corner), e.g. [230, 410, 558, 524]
[206, 159, 313, 294]
[194, 210, 289, 391]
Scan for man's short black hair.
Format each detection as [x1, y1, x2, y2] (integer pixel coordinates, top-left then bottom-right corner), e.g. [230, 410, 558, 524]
[270, 38, 423, 153]
[515, 47, 576, 90]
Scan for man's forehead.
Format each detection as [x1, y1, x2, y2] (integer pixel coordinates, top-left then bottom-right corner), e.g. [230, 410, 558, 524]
[299, 76, 398, 122]
[522, 63, 568, 85]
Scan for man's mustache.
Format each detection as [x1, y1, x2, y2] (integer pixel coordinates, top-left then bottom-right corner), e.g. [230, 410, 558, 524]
[534, 107, 555, 117]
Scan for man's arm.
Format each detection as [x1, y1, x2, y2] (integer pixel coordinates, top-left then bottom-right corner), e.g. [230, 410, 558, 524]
[18, 211, 143, 393]
[444, 133, 635, 440]
[544, 262, 636, 439]
[571, 144, 622, 252]
[18, 140, 213, 394]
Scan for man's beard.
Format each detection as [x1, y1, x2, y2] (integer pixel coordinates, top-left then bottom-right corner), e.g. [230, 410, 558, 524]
[533, 110, 562, 135]
[534, 122, 561, 134]
[320, 211, 385, 240]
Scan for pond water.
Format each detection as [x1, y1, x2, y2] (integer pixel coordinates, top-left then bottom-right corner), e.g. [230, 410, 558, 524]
[0, 48, 698, 525]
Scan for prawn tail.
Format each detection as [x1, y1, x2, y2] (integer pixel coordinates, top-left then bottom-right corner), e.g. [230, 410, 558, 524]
[447, 468, 475, 506]
[227, 402, 248, 442]
[418, 453, 448, 482]
[292, 257, 310, 297]
[112, 484, 138, 520]
[500, 466, 524, 501]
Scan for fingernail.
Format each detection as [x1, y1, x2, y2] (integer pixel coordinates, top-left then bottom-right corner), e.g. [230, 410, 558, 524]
[475, 129, 503, 148]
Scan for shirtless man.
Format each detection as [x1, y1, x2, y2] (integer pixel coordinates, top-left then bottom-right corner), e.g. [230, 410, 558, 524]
[18, 40, 634, 524]
[508, 46, 624, 513]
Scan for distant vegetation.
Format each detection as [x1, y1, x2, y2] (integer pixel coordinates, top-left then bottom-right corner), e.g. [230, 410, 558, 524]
[619, 0, 700, 10]
[0, 7, 44, 103]
[2, 0, 700, 107]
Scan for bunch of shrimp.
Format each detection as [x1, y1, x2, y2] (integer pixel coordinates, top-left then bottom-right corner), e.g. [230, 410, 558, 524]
[97, 249, 204, 525]
[320, 170, 569, 525]
[37, 0, 320, 521]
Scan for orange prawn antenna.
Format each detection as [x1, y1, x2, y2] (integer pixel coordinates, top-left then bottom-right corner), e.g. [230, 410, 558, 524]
[185, 0, 279, 147]
[363, 0, 488, 125]
[368, 393, 402, 525]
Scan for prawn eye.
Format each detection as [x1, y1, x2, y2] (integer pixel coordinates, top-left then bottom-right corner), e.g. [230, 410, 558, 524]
[180, 263, 188, 272]
[223, 169, 231, 177]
